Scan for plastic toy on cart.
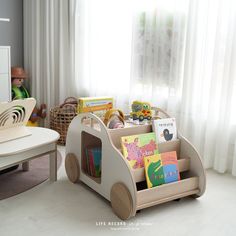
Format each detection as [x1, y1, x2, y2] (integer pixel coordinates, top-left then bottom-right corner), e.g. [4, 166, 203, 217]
[65, 107, 206, 220]
[130, 101, 152, 122]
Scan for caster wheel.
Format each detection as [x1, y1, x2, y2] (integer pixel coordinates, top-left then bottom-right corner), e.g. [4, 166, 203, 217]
[65, 153, 80, 183]
[110, 183, 133, 220]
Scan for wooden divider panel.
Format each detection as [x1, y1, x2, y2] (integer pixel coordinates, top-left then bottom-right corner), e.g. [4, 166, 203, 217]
[136, 177, 199, 210]
[158, 139, 180, 157]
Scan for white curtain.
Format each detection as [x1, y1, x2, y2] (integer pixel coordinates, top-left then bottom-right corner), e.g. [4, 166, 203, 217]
[179, 0, 236, 175]
[130, 0, 188, 112]
[24, 0, 236, 174]
[23, 0, 76, 114]
[74, 0, 236, 175]
[73, 0, 187, 113]
[73, 0, 134, 112]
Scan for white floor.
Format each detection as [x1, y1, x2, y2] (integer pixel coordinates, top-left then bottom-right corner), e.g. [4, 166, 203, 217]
[0, 146, 236, 236]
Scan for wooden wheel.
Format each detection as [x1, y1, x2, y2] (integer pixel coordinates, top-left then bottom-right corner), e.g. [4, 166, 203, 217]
[65, 153, 80, 183]
[110, 183, 133, 220]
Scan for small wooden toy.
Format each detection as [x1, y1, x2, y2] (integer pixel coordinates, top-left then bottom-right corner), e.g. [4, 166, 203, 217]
[65, 109, 206, 220]
[0, 98, 36, 143]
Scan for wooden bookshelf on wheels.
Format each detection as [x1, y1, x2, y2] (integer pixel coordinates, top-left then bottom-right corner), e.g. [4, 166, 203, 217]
[65, 111, 206, 220]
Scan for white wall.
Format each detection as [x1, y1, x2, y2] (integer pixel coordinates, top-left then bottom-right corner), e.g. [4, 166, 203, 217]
[0, 0, 23, 67]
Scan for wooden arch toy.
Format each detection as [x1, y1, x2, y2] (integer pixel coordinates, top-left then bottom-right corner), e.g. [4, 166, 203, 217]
[65, 111, 206, 220]
[0, 98, 36, 143]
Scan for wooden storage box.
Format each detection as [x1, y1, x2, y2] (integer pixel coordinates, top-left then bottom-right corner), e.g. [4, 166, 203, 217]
[65, 113, 206, 220]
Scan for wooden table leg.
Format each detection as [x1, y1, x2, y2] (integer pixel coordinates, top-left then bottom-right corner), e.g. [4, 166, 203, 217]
[49, 150, 57, 181]
[22, 162, 29, 171]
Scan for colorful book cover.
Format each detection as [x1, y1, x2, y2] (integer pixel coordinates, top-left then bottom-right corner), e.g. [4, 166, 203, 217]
[85, 148, 91, 175]
[144, 154, 165, 188]
[121, 132, 159, 169]
[152, 118, 177, 143]
[86, 147, 102, 177]
[144, 151, 180, 188]
[91, 148, 102, 177]
[88, 150, 96, 177]
[161, 151, 180, 183]
[78, 97, 113, 118]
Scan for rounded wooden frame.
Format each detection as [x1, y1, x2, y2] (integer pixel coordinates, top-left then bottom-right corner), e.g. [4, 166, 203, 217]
[65, 112, 206, 220]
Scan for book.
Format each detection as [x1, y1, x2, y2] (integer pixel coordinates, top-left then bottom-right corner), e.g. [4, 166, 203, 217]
[91, 147, 102, 177]
[161, 151, 180, 183]
[152, 118, 177, 143]
[85, 148, 91, 175]
[144, 154, 165, 188]
[85, 146, 102, 177]
[88, 150, 96, 177]
[144, 151, 180, 188]
[121, 132, 159, 169]
[78, 97, 113, 118]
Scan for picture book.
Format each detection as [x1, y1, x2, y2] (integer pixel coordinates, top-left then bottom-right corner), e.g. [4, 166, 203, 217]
[161, 151, 180, 183]
[144, 154, 165, 188]
[152, 118, 177, 143]
[121, 132, 159, 169]
[85, 149, 91, 175]
[144, 151, 180, 188]
[78, 97, 113, 118]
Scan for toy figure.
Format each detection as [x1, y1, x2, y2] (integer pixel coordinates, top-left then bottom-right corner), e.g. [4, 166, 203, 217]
[11, 67, 47, 126]
[11, 67, 29, 100]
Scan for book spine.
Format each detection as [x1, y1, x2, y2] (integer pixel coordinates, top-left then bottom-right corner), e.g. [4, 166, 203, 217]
[93, 148, 101, 177]
[88, 149, 96, 177]
[85, 148, 90, 175]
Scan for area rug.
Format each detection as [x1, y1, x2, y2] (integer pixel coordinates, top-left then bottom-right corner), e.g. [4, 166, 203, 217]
[0, 151, 62, 200]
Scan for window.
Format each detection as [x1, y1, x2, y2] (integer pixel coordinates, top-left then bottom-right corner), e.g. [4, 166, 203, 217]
[131, 1, 188, 87]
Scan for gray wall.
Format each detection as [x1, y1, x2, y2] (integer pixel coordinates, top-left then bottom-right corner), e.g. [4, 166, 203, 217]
[0, 0, 23, 67]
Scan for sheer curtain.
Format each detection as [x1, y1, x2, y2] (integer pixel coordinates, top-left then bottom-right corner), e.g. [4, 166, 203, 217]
[74, 0, 236, 175]
[179, 0, 236, 174]
[130, 0, 188, 112]
[73, 0, 133, 112]
[73, 0, 187, 112]
[130, 0, 236, 174]
[24, 0, 236, 174]
[23, 0, 76, 113]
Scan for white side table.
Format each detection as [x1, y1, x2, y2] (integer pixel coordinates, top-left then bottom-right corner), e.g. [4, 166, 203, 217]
[0, 127, 60, 181]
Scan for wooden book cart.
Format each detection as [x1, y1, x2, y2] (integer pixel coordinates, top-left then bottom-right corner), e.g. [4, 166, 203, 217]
[65, 111, 206, 220]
